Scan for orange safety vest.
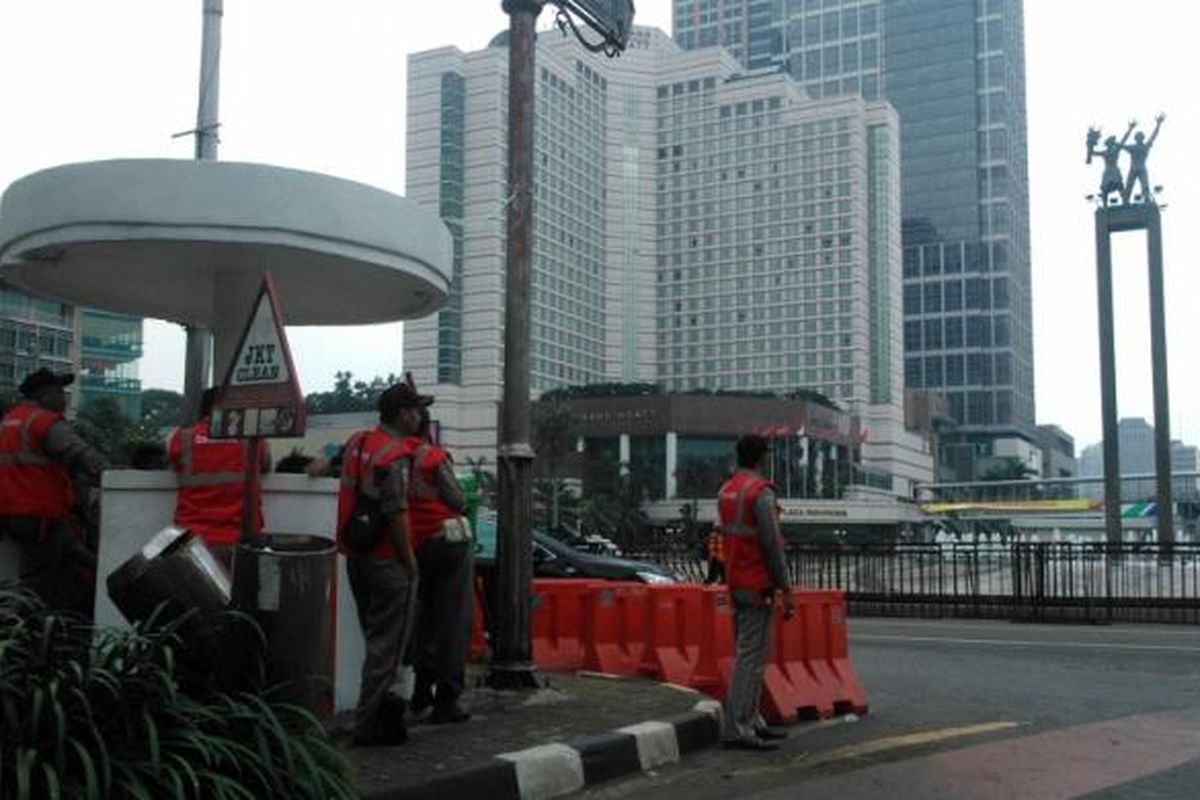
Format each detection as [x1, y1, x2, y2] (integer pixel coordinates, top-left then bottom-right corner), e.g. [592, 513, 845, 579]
[401, 437, 460, 549]
[0, 402, 71, 517]
[336, 426, 409, 559]
[168, 419, 264, 547]
[716, 469, 781, 592]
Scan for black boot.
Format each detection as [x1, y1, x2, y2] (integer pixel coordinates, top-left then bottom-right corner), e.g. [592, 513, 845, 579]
[410, 672, 434, 717]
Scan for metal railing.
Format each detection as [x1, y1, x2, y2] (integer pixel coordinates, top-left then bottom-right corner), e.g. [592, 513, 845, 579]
[629, 542, 1200, 625]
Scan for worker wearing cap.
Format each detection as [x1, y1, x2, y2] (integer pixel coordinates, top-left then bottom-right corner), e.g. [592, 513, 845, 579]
[167, 387, 271, 566]
[0, 369, 106, 614]
[336, 381, 425, 746]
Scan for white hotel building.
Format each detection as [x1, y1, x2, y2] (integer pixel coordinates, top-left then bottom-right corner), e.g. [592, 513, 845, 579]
[403, 26, 931, 496]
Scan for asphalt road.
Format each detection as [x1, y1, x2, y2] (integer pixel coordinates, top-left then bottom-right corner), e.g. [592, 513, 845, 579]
[580, 617, 1200, 799]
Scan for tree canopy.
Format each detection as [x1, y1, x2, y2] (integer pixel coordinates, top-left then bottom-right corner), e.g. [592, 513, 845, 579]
[304, 371, 400, 414]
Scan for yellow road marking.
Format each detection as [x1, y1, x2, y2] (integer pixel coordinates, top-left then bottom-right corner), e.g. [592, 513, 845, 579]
[798, 720, 1023, 768]
[728, 720, 1023, 779]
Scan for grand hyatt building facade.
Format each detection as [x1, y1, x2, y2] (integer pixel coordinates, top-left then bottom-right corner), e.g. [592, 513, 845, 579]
[403, 26, 932, 497]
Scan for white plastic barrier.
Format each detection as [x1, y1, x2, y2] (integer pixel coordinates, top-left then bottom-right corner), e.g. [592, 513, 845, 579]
[92, 470, 365, 712]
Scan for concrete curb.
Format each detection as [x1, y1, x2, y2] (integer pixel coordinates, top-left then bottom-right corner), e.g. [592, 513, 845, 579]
[361, 699, 723, 800]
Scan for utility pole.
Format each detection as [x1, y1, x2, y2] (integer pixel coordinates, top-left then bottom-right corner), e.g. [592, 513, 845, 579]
[182, 0, 221, 423]
[487, 0, 633, 690]
[488, 0, 543, 690]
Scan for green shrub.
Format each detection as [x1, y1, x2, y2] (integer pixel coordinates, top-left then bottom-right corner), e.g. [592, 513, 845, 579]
[0, 587, 354, 800]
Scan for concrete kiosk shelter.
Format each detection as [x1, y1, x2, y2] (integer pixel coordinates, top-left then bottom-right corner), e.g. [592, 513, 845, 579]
[0, 158, 451, 374]
[0, 158, 452, 711]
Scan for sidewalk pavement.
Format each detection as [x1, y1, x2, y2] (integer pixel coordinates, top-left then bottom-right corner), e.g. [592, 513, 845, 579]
[336, 667, 722, 800]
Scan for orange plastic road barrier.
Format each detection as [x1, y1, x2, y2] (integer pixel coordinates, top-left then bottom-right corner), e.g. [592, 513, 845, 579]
[766, 591, 837, 722]
[813, 590, 868, 715]
[638, 584, 702, 685]
[531, 579, 596, 671]
[468, 577, 488, 664]
[581, 582, 649, 676]
[685, 585, 735, 700]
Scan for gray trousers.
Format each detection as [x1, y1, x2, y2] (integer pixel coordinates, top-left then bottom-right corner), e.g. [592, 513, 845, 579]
[723, 597, 774, 743]
[409, 538, 474, 707]
[347, 556, 417, 736]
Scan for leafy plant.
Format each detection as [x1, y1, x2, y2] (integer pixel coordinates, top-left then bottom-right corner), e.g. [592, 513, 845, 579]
[0, 588, 354, 800]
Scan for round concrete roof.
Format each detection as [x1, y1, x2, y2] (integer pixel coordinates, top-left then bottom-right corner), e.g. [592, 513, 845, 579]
[0, 159, 451, 325]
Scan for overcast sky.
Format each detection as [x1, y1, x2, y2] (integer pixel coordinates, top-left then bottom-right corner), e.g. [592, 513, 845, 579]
[1, 1, 1197, 450]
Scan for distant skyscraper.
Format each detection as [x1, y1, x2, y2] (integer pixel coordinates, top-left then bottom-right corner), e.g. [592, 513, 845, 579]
[79, 309, 143, 418]
[676, 0, 1034, 480]
[0, 287, 77, 399]
[404, 26, 932, 494]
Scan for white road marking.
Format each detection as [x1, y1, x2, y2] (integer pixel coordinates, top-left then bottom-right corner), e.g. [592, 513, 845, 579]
[853, 632, 1200, 653]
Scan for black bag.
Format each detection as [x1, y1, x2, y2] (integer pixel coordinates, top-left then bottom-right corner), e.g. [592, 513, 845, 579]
[340, 436, 387, 554]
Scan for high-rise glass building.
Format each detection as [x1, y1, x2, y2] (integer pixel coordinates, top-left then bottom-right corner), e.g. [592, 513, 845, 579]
[79, 309, 143, 418]
[404, 26, 933, 495]
[676, 0, 1034, 480]
[0, 287, 77, 400]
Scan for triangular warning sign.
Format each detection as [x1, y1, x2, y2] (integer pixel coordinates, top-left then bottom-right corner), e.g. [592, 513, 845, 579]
[231, 293, 290, 387]
[211, 272, 307, 438]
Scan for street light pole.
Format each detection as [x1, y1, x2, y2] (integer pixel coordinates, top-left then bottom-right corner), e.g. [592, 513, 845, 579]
[488, 0, 543, 690]
[183, 0, 221, 423]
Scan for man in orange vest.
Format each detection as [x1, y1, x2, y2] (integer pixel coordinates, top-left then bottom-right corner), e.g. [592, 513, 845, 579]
[167, 388, 271, 566]
[404, 402, 472, 725]
[0, 369, 106, 615]
[716, 434, 794, 751]
[336, 381, 423, 746]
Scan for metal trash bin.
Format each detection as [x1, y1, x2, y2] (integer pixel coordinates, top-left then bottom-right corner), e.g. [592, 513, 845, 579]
[107, 525, 231, 627]
[232, 534, 336, 721]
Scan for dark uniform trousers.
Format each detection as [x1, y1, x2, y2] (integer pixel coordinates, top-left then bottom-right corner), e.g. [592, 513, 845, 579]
[410, 537, 474, 708]
[346, 556, 417, 737]
[2, 516, 95, 617]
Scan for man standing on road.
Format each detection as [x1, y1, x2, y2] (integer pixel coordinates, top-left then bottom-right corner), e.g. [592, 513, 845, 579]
[167, 387, 271, 566]
[403, 399, 473, 724]
[0, 369, 105, 616]
[337, 382, 424, 746]
[716, 434, 794, 751]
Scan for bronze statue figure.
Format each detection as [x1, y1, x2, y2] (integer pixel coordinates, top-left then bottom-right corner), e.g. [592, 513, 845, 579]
[1086, 114, 1166, 206]
[1122, 113, 1166, 204]
[1087, 120, 1136, 205]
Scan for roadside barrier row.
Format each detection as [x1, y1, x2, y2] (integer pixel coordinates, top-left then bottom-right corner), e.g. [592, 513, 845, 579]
[529, 580, 867, 723]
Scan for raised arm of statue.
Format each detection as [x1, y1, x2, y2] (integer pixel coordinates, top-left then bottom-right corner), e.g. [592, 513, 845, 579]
[1120, 120, 1136, 146]
[1147, 113, 1165, 148]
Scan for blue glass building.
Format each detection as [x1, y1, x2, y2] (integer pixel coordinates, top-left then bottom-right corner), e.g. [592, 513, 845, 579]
[674, 0, 1033, 479]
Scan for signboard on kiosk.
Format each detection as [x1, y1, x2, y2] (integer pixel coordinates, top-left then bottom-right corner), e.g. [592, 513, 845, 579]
[210, 272, 306, 439]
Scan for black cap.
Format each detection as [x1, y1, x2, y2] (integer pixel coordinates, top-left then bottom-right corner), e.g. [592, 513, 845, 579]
[19, 368, 74, 396]
[379, 383, 434, 412]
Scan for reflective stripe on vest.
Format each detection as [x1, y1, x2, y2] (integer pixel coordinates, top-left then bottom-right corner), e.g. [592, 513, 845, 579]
[0, 412, 54, 466]
[0, 403, 71, 516]
[336, 427, 410, 559]
[717, 471, 775, 592]
[176, 425, 243, 487]
[717, 482, 760, 537]
[405, 439, 459, 546]
[340, 434, 404, 500]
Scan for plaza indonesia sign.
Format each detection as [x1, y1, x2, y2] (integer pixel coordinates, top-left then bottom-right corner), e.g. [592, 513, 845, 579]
[210, 272, 307, 439]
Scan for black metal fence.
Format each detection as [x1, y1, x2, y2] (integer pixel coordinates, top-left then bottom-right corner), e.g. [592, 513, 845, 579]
[629, 542, 1200, 625]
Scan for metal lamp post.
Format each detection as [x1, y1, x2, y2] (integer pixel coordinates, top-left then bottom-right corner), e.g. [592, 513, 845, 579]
[487, 0, 634, 689]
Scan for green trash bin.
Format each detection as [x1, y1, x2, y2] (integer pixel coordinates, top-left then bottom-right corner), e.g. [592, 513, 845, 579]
[231, 534, 336, 721]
